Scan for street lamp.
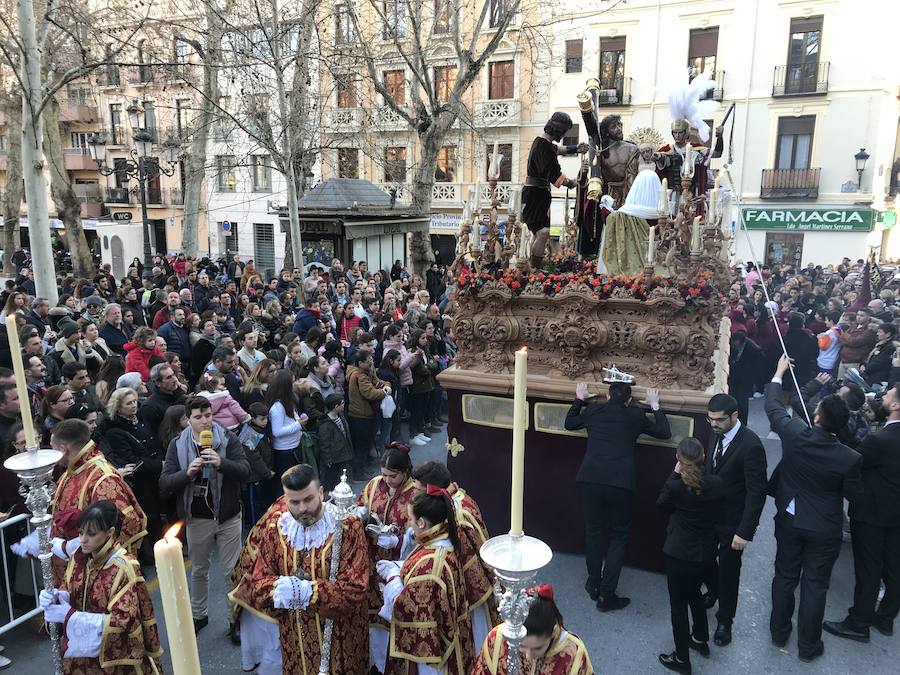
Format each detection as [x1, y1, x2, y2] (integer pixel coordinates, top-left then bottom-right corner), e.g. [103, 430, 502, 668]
[855, 148, 870, 191]
[87, 102, 182, 264]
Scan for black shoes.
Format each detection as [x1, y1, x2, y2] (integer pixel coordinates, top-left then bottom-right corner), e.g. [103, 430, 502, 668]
[702, 592, 718, 610]
[771, 632, 789, 648]
[658, 652, 691, 674]
[596, 593, 630, 612]
[873, 615, 894, 636]
[688, 638, 709, 658]
[193, 616, 208, 634]
[798, 643, 824, 663]
[713, 623, 732, 646]
[584, 579, 600, 602]
[822, 619, 870, 643]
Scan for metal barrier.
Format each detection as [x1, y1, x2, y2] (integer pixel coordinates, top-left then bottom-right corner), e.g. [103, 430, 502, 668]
[0, 514, 41, 636]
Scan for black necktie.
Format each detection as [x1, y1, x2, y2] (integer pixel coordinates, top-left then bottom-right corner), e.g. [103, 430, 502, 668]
[713, 436, 725, 470]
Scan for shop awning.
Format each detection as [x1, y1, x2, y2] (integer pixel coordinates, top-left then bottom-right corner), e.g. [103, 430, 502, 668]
[344, 218, 429, 239]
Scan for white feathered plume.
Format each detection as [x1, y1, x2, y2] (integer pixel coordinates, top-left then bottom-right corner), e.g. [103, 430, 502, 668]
[667, 71, 720, 142]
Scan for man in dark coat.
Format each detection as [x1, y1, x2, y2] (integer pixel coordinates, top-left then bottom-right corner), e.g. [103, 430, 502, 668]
[140, 363, 187, 431]
[765, 354, 863, 662]
[781, 312, 818, 398]
[727, 332, 765, 425]
[823, 382, 900, 641]
[565, 381, 671, 611]
[702, 393, 768, 647]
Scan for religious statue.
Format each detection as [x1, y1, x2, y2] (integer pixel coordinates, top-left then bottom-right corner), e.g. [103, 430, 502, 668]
[521, 112, 586, 269]
[600, 170, 662, 276]
[598, 114, 639, 208]
[655, 72, 723, 210]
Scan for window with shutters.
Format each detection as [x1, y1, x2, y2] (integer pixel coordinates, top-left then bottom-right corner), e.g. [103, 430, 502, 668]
[488, 60, 514, 100]
[253, 223, 276, 279]
[775, 116, 815, 170]
[217, 155, 237, 191]
[434, 66, 457, 103]
[383, 70, 406, 105]
[335, 3, 355, 44]
[434, 0, 451, 34]
[435, 146, 458, 182]
[688, 27, 718, 81]
[565, 40, 583, 73]
[485, 143, 512, 181]
[490, 0, 510, 28]
[383, 0, 406, 39]
[599, 36, 626, 92]
[338, 148, 359, 178]
[337, 75, 357, 108]
[786, 16, 822, 93]
[252, 156, 272, 192]
[384, 147, 407, 182]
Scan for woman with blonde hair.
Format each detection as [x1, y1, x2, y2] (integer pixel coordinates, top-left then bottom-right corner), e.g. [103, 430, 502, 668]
[656, 437, 727, 674]
[241, 358, 276, 408]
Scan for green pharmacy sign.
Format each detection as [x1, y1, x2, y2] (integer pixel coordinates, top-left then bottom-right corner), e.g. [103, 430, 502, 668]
[742, 208, 874, 232]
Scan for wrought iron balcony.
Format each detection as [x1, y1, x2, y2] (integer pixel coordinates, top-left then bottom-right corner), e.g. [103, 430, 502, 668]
[760, 168, 821, 199]
[105, 186, 130, 204]
[772, 61, 829, 97]
[596, 77, 632, 106]
[699, 70, 724, 102]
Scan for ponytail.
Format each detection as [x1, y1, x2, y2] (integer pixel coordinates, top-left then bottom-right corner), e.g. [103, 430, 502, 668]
[411, 487, 460, 554]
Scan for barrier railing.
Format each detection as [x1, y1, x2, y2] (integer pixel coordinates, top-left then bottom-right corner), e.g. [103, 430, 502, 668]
[0, 513, 41, 636]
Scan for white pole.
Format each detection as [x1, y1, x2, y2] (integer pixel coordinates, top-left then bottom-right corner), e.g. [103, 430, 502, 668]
[17, 0, 58, 305]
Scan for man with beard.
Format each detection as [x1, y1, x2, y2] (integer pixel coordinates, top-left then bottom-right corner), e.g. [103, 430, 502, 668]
[597, 114, 639, 208]
[229, 464, 370, 675]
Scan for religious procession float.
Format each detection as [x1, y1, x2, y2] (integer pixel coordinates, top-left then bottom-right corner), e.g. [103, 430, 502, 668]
[440, 73, 734, 572]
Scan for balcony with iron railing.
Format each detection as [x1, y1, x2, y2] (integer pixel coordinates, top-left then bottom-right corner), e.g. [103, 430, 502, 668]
[596, 78, 632, 106]
[377, 181, 519, 207]
[105, 186, 130, 204]
[324, 107, 364, 133]
[698, 70, 725, 102]
[772, 61, 829, 97]
[474, 99, 521, 127]
[59, 92, 98, 123]
[73, 183, 104, 217]
[106, 125, 127, 146]
[128, 65, 154, 85]
[168, 187, 185, 205]
[760, 167, 821, 199]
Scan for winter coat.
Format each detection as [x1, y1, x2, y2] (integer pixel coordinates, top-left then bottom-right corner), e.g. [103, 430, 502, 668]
[346, 364, 386, 418]
[124, 342, 164, 382]
[839, 325, 878, 364]
[98, 414, 165, 473]
[296, 376, 331, 432]
[157, 320, 191, 360]
[864, 341, 895, 385]
[238, 422, 275, 482]
[198, 389, 250, 429]
[317, 413, 353, 468]
[99, 321, 133, 358]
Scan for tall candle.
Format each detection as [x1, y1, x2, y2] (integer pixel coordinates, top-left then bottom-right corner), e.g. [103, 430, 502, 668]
[508, 187, 520, 214]
[510, 347, 527, 536]
[647, 225, 656, 265]
[473, 181, 481, 212]
[708, 188, 718, 224]
[154, 524, 202, 675]
[659, 177, 668, 215]
[690, 216, 702, 254]
[683, 144, 693, 176]
[488, 141, 501, 179]
[714, 174, 721, 191]
[6, 314, 36, 447]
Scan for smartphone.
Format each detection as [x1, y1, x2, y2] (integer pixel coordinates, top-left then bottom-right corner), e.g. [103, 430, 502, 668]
[132, 461, 144, 473]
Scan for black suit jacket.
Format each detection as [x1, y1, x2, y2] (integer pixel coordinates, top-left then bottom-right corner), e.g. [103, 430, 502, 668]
[848, 422, 900, 527]
[706, 424, 768, 541]
[764, 382, 863, 534]
[566, 398, 672, 491]
[657, 473, 727, 562]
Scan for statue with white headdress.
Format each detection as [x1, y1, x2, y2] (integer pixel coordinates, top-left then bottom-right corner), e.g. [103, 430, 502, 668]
[656, 71, 724, 210]
[599, 169, 663, 276]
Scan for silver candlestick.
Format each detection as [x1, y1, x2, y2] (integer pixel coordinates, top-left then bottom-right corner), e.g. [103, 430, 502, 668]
[317, 469, 357, 675]
[480, 533, 553, 675]
[4, 445, 64, 675]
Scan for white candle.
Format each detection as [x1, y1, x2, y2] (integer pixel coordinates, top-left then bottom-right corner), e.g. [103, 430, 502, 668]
[6, 314, 36, 447]
[690, 216, 702, 254]
[154, 524, 201, 675]
[508, 187, 520, 214]
[474, 181, 481, 212]
[488, 141, 501, 179]
[647, 225, 656, 265]
[682, 144, 693, 176]
[510, 347, 527, 536]
[714, 174, 721, 191]
[659, 178, 668, 215]
[708, 188, 718, 224]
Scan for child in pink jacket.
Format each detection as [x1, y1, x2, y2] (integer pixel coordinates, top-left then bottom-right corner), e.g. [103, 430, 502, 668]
[196, 372, 251, 431]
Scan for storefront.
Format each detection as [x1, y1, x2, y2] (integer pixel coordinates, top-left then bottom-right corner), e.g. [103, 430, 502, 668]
[737, 206, 877, 267]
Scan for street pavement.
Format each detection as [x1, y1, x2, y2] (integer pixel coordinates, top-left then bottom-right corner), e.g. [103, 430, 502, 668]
[3, 399, 897, 673]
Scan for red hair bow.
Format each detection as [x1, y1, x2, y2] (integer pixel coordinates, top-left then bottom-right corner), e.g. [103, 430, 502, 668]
[426, 484, 450, 498]
[53, 508, 82, 539]
[530, 584, 554, 601]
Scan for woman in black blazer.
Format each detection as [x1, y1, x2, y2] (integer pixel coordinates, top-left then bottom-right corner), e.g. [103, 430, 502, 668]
[657, 438, 726, 674]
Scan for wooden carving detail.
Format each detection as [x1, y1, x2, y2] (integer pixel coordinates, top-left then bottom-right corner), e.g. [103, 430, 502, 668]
[451, 287, 724, 390]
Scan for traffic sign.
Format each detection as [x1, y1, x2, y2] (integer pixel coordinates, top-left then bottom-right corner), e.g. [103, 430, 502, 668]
[112, 211, 132, 222]
[222, 220, 232, 233]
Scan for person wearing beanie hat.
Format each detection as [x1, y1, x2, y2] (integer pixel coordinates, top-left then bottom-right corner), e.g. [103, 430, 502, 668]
[80, 295, 104, 327]
[522, 113, 587, 270]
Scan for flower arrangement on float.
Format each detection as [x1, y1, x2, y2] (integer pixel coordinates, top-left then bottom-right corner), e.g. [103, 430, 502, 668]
[457, 255, 722, 309]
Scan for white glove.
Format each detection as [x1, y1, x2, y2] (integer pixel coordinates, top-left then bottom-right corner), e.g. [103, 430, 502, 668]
[354, 505, 369, 520]
[272, 575, 313, 610]
[12, 530, 40, 558]
[51, 537, 81, 561]
[39, 588, 70, 609]
[399, 527, 416, 559]
[40, 590, 72, 623]
[376, 534, 399, 550]
[376, 559, 401, 581]
[378, 577, 404, 622]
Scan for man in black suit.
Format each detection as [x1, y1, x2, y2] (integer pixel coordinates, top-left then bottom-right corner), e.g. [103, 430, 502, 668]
[566, 381, 671, 611]
[823, 382, 900, 642]
[727, 333, 765, 425]
[765, 354, 863, 662]
[702, 393, 768, 647]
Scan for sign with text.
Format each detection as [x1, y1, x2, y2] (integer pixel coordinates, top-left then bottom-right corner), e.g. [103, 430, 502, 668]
[742, 208, 874, 232]
[112, 211, 132, 222]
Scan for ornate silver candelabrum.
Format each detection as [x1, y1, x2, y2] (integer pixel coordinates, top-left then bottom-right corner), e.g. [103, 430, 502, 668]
[4, 445, 64, 675]
[317, 469, 357, 675]
[480, 533, 553, 675]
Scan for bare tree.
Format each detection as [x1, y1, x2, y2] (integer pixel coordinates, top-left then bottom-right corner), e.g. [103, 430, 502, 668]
[337, 0, 523, 273]
[0, 84, 22, 273]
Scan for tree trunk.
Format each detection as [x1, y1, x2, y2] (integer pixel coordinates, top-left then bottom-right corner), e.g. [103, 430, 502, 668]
[42, 97, 94, 277]
[408, 126, 445, 276]
[0, 93, 22, 274]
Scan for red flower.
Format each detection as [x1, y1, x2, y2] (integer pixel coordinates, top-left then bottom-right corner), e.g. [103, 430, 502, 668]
[511, 280, 521, 290]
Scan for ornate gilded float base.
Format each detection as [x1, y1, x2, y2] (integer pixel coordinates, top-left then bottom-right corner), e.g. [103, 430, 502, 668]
[451, 280, 727, 391]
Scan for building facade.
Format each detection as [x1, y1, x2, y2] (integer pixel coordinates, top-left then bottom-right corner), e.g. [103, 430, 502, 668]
[544, 0, 900, 266]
